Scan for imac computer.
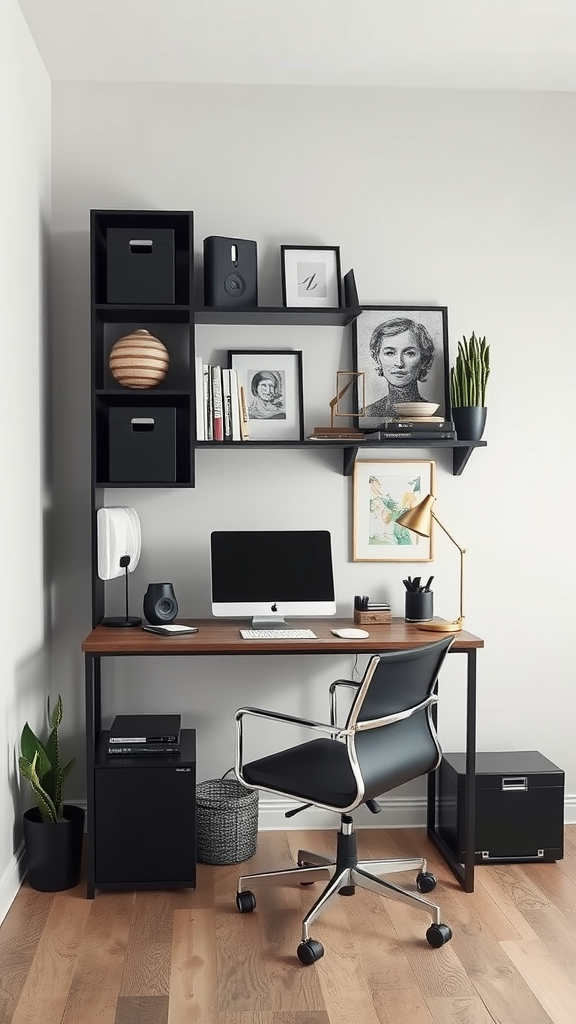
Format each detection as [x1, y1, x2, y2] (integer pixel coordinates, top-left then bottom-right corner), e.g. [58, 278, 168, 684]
[210, 530, 336, 628]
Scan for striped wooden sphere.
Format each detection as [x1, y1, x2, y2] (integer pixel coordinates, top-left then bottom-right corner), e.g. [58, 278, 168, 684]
[109, 330, 169, 388]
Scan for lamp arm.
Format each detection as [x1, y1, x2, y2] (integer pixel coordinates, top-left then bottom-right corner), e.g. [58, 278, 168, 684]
[431, 512, 467, 623]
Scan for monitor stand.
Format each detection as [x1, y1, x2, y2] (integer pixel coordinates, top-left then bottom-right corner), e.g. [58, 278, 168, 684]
[251, 615, 289, 629]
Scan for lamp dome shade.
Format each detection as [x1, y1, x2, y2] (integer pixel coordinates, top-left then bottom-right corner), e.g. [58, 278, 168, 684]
[396, 494, 436, 538]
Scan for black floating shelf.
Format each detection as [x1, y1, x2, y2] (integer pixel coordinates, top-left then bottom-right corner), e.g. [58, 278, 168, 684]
[194, 306, 362, 327]
[196, 438, 487, 476]
[96, 479, 193, 489]
[95, 304, 192, 326]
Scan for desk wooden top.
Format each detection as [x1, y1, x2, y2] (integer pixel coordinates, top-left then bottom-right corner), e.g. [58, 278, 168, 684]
[82, 618, 484, 656]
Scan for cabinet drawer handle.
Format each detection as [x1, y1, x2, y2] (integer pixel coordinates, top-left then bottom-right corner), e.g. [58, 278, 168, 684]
[130, 418, 155, 431]
[501, 776, 527, 791]
[129, 239, 154, 254]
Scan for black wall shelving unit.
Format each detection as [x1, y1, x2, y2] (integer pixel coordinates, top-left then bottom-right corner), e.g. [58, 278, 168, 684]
[89, 209, 487, 618]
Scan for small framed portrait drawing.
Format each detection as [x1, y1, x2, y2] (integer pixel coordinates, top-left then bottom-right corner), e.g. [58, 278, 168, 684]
[353, 306, 450, 428]
[229, 350, 304, 441]
[281, 246, 342, 308]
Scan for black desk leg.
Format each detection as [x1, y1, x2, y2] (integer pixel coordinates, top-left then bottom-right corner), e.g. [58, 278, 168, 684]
[84, 653, 101, 899]
[427, 648, 477, 893]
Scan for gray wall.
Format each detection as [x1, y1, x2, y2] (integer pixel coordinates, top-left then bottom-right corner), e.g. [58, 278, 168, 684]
[50, 83, 576, 826]
[0, 0, 51, 921]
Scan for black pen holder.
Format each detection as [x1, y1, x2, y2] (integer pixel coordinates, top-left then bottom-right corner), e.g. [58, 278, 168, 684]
[405, 590, 433, 623]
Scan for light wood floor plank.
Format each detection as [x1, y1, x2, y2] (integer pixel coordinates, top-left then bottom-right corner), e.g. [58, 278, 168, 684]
[119, 891, 177, 997]
[501, 936, 576, 1024]
[60, 891, 134, 1024]
[0, 885, 53, 1022]
[10, 894, 91, 1024]
[167, 908, 216, 1024]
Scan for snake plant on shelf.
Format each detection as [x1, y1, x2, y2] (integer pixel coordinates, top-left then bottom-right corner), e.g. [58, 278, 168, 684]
[19, 695, 75, 824]
[449, 332, 490, 408]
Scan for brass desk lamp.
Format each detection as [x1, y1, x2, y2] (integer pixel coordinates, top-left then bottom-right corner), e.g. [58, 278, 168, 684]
[396, 495, 466, 633]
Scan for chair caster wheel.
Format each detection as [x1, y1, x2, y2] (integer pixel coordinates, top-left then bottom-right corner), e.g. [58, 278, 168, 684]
[236, 890, 256, 913]
[417, 871, 437, 894]
[426, 923, 452, 947]
[297, 938, 324, 965]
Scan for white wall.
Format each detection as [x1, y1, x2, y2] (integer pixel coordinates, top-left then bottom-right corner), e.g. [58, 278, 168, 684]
[0, 0, 51, 922]
[49, 83, 576, 830]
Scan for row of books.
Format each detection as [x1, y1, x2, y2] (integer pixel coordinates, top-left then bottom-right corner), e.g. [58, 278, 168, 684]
[309, 418, 456, 442]
[106, 714, 182, 756]
[364, 417, 455, 440]
[195, 358, 249, 441]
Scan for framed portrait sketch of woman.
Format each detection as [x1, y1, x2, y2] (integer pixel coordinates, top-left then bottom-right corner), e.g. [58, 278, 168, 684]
[353, 306, 450, 429]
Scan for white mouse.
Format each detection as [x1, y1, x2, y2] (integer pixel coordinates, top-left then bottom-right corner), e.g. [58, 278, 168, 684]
[331, 628, 370, 639]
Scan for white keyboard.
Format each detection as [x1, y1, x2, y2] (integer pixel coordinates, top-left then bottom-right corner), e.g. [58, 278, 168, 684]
[240, 628, 318, 640]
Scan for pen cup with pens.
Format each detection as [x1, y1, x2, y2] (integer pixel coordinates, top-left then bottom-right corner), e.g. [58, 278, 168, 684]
[403, 576, 434, 623]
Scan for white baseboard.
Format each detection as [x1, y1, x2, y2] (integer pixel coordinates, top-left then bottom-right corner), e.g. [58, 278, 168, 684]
[0, 842, 26, 926]
[256, 793, 427, 830]
[564, 794, 576, 823]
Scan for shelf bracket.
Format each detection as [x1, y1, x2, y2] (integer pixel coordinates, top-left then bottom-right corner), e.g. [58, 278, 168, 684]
[452, 446, 476, 476]
[342, 446, 358, 476]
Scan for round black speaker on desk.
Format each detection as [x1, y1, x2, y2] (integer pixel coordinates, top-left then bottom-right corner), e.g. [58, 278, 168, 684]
[143, 582, 179, 624]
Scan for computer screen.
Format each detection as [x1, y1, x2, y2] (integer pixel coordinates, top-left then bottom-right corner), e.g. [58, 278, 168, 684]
[210, 530, 336, 627]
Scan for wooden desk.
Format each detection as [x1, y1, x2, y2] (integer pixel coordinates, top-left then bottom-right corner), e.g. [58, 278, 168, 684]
[82, 617, 483, 896]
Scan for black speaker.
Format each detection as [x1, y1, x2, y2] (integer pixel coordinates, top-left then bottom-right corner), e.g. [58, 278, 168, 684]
[143, 582, 179, 624]
[203, 235, 258, 308]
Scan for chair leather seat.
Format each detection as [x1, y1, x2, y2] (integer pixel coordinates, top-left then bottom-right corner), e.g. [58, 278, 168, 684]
[243, 738, 357, 808]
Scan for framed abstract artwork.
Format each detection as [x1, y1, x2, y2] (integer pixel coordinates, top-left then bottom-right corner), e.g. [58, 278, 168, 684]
[280, 246, 342, 308]
[352, 459, 436, 561]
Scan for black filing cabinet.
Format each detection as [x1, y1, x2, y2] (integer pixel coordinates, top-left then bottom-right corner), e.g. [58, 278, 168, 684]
[438, 750, 564, 864]
[109, 406, 176, 483]
[94, 729, 196, 888]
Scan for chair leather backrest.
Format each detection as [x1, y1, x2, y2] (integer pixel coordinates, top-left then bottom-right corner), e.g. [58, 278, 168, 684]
[346, 637, 454, 802]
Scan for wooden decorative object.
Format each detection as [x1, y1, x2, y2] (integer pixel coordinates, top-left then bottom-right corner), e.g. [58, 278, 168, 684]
[354, 609, 392, 625]
[309, 371, 366, 440]
[109, 329, 169, 389]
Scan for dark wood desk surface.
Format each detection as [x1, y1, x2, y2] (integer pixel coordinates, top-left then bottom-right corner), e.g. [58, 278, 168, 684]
[82, 617, 484, 656]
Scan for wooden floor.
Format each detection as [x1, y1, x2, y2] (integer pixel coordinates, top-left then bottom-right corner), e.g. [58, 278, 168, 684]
[2, 825, 576, 1024]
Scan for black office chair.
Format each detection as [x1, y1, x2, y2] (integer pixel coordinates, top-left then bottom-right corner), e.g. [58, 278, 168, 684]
[234, 636, 455, 965]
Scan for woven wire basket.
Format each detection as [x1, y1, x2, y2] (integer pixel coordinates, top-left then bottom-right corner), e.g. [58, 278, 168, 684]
[196, 778, 259, 865]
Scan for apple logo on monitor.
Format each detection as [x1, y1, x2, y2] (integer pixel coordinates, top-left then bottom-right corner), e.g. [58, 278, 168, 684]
[271, 603, 277, 612]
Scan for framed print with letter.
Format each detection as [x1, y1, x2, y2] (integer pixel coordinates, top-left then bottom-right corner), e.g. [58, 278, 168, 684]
[229, 350, 304, 441]
[353, 306, 450, 428]
[352, 460, 435, 561]
[280, 246, 342, 308]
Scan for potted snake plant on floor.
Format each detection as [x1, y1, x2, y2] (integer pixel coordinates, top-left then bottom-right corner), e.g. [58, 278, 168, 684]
[449, 332, 490, 441]
[19, 694, 85, 891]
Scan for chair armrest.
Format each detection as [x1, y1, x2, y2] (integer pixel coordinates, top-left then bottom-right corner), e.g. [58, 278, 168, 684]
[235, 707, 338, 780]
[329, 679, 360, 728]
[236, 706, 336, 735]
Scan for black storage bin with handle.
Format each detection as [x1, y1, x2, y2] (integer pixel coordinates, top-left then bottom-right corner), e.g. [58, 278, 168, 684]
[438, 750, 564, 864]
[196, 777, 259, 865]
[109, 406, 176, 483]
[107, 227, 175, 304]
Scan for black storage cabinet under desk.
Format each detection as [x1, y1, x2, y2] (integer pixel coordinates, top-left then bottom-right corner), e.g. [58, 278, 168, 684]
[94, 728, 196, 889]
[106, 227, 175, 304]
[109, 406, 176, 483]
[438, 750, 564, 864]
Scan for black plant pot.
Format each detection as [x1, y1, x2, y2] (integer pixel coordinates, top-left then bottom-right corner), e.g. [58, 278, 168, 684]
[452, 406, 487, 441]
[23, 804, 85, 892]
